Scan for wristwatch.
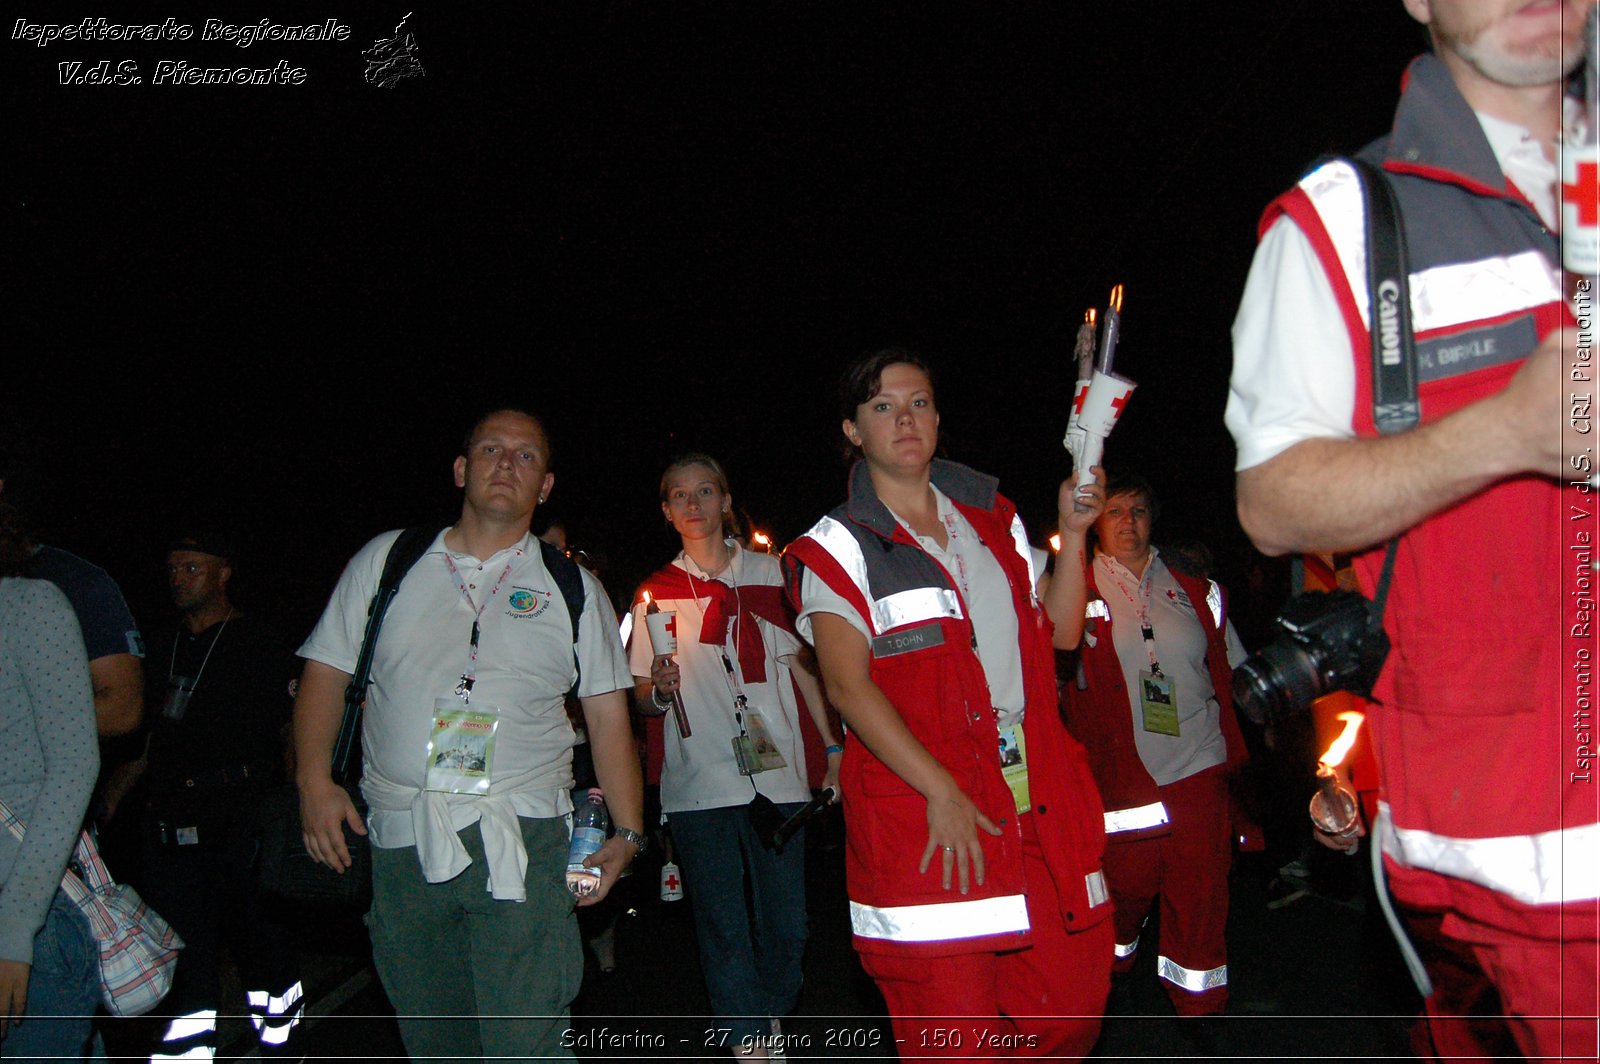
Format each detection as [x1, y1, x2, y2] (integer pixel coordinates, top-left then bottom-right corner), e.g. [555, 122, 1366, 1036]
[614, 827, 648, 854]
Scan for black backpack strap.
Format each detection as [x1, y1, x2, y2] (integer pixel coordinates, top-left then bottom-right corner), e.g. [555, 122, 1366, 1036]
[538, 539, 587, 697]
[331, 525, 440, 777]
[1346, 155, 1420, 435]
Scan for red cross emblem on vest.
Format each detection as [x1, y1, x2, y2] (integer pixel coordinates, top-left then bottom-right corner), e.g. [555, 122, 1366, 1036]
[1565, 159, 1599, 228]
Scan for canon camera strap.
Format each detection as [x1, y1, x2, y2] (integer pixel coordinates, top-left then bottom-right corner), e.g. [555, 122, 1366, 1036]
[1346, 155, 1413, 625]
[1348, 155, 1420, 436]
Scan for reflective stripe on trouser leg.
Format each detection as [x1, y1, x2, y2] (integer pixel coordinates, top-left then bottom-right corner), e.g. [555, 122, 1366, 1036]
[1157, 954, 1229, 993]
[1113, 934, 1140, 959]
[247, 980, 306, 1045]
[153, 1009, 217, 1062]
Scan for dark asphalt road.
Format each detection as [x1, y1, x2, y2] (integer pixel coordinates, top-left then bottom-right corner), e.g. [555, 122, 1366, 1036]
[135, 803, 1424, 1063]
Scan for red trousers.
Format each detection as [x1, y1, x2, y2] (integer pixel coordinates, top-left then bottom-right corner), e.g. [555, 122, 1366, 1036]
[1104, 767, 1231, 1016]
[859, 813, 1114, 1059]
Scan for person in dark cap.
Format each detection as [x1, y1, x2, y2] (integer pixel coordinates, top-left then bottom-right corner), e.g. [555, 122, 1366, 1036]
[106, 530, 304, 1060]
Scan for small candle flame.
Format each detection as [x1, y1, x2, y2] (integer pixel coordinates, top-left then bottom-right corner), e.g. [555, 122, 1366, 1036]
[752, 531, 772, 551]
[642, 591, 652, 607]
[1108, 284, 1124, 314]
[1048, 533, 1061, 553]
[1085, 308, 1096, 326]
[1317, 711, 1365, 770]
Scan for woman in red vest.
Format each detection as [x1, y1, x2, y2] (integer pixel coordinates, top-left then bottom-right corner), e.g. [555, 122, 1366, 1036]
[627, 453, 841, 1060]
[784, 350, 1113, 1058]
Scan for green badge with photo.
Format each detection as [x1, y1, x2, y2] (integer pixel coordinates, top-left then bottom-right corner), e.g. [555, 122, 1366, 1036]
[1138, 670, 1179, 736]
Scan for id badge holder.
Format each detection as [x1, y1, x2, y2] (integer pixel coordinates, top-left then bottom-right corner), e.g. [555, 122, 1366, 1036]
[163, 676, 196, 722]
[998, 723, 1030, 814]
[732, 734, 763, 776]
[744, 711, 788, 772]
[1139, 671, 1180, 736]
[425, 698, 501, 794]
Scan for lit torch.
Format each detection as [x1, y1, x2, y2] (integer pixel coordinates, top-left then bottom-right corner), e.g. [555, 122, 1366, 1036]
[642, 592, 692, 738]
[1062, 308, 1097, 471]
[1073, 286, 1137, 491]
[1309, 711, 1364, 841]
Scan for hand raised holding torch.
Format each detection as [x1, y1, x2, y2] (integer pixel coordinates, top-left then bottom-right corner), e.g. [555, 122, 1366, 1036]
[1066, 285, 1137, 492]
[644, 595, 692, 738]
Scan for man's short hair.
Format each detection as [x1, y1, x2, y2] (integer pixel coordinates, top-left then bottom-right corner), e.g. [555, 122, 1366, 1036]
[459, 408, 553, 468]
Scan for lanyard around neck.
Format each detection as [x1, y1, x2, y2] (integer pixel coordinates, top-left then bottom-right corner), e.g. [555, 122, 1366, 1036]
[1103, 556, 1162, 677]
[441, 551, 517, 701]
[168, 610, 234, 691]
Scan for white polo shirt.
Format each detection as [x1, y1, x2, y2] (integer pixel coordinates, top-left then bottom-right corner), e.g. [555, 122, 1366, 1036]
[1091, 548, 1246, 786]
[300, 529, 632, 895]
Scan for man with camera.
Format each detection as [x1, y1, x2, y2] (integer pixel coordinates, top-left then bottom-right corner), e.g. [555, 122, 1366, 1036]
[1226, 1, 1595, 1058]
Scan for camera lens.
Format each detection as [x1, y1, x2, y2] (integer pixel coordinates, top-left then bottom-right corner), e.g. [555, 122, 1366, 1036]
[1233, 642, 1323, 725]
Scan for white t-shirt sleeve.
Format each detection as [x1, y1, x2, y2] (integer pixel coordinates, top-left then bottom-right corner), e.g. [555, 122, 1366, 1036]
[1226, 215, 1358, 472]
[626, 599, 653, 680]
[795, 566, 870, 646]
[575, 568, 635, 698]
[297, 530, 401, 676]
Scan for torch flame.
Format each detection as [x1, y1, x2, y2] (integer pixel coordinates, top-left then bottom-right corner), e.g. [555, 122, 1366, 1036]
[1109, 284, 1124, 314]
[1049, 533, 1062, 553]
[1317, 711, 1365, 770]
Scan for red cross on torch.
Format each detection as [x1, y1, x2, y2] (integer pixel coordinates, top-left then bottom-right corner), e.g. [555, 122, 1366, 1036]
[1563, 158, 1599, 228]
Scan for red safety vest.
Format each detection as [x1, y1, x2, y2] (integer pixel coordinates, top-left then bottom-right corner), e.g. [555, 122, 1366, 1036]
[784, 459, 1111, 957]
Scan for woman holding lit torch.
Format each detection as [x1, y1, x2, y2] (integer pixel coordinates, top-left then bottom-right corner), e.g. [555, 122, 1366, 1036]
[627, 453, 841, 1060]
[784, 350, 1115, 1058]
[1057, 472, 1252, 1020]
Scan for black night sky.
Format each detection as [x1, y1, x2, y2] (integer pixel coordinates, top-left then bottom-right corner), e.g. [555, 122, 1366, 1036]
[7, 2, 1426, 638]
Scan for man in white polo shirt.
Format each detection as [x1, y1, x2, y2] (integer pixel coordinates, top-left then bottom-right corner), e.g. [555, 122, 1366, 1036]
[293, 408, 644, 1062]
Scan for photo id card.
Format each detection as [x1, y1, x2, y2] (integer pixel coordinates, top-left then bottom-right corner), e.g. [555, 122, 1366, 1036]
[424, 699, 500, 794]
[998, 723, 1030, 814]
[1139, 671, 1179, 736]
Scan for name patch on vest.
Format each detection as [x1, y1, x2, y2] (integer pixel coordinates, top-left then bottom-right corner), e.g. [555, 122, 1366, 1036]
[1416, 317, 1534, 383]
[872, 622, 945, 659]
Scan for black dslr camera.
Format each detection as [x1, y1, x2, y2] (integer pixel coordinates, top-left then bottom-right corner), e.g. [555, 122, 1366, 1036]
[1232, 590, 1390, 726]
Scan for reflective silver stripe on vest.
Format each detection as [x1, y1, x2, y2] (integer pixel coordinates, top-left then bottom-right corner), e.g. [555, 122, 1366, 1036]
[877, 587, 964, 631]
[850, 893, 1030, 943]
[1008, 512, 1040, 601]
[1158, 955, 1228, 993]
[1298, 160, 1561, 333]
[1376, 801, 1600, 906]
[805, 516, 965, 634]
[1104, 801, 1169, 834]
[1113, 935, 1141, 959]
[1205, 580, 1223, 629]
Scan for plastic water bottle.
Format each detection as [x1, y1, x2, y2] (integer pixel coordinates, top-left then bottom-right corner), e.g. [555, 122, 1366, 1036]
[565, 787, 609, 897]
